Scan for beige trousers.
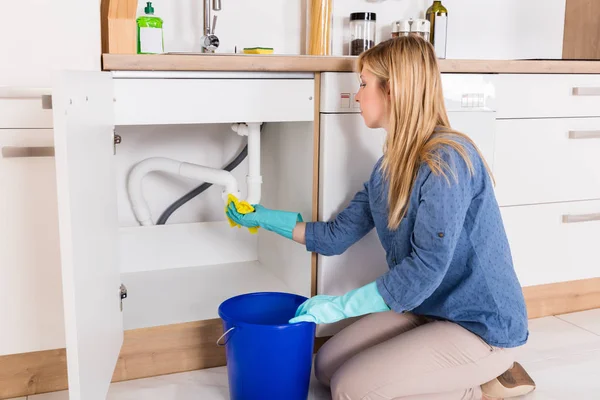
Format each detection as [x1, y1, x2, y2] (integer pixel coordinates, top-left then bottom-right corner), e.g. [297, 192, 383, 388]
[315, 311, 517, 400]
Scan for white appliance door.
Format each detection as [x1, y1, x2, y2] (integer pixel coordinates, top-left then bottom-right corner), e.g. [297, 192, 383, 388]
[316, 111, 495, 337]
[52, 71, 123, 400]
[316, 113, 388, 336]
[447, 111, 497, 169]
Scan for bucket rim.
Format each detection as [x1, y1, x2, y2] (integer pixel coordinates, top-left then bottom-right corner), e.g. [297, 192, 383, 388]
[218, 291, 311, 328]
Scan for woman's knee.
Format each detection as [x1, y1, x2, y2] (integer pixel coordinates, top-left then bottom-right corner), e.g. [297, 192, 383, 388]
[330, 362, 380, 400]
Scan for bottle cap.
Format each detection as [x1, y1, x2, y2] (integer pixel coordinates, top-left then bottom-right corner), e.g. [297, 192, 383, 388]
[144, 2, 154, 15]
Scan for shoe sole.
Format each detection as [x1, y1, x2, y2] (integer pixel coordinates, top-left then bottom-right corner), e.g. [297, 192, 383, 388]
[481, 362, 536, 398]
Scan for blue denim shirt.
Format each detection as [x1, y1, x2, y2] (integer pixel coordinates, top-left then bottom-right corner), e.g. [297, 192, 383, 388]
[305, 138, 529, 348]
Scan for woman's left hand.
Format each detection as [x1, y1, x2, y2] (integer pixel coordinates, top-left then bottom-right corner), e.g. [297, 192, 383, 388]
[289, 281, 390, 324]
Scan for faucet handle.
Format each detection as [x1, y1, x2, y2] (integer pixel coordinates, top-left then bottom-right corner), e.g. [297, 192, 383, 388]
[202, 34, 220, 53]
[213, 0, 222, 11]
[211, 14, 218, 34]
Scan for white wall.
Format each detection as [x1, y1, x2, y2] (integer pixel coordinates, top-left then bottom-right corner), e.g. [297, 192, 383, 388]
[444, 0, 566, 60]
[144, 0, 428, 55]
[145, 0, 565, 59]
[0, 0, 100, 87]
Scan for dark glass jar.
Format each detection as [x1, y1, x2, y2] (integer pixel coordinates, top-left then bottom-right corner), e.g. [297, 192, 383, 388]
[349, 12, 376, 56]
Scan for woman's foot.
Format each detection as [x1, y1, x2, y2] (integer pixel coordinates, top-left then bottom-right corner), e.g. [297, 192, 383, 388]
[481, 362, 536, 399]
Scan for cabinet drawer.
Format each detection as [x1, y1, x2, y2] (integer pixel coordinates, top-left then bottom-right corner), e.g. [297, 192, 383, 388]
[501, 200, 600, 287]
[0, 129, 65, 355]
[497, 74, 600, 119]
[0, 97, 53, 129]
[493, 118, 600, 206]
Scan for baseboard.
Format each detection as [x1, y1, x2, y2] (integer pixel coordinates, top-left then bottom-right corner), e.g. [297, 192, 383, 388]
[0, 319, 226, 399]
[522, 277, 600, 319]
[2, 277, 599, 399]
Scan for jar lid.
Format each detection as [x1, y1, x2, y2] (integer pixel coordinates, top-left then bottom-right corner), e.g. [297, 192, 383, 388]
[410, 19, 430, 33]
[392, 18, 430, 33]
[392, 20, 411, 33]
[350, 12, 376, 21]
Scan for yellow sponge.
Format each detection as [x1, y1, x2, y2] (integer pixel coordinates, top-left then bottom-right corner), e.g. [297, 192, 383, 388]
[243, 47, 274, 54]
[225, 194, 259, 234]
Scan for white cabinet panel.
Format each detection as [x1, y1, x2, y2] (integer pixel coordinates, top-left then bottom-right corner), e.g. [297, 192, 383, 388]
[494, 118, 600, 206]
[0, 129, 64, 355]
[52, 72, 122, 400]
[113, 78, 315, 126]
[0, 98, 53, 129]
[501, 200, 600, 287]
[497, 74, 600, 119]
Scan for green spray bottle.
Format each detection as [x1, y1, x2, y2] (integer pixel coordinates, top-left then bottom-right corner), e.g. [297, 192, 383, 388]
[137, 2, 164, 54]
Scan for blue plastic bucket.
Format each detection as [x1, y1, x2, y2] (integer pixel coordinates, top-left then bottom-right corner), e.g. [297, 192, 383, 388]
[217, 292, 315, 400]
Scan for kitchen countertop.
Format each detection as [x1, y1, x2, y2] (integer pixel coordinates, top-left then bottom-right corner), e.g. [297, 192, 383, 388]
[102, 53, 600, 74]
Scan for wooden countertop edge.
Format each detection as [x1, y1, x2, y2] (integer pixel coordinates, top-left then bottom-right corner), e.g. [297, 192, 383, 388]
[102, 54, 600, 74]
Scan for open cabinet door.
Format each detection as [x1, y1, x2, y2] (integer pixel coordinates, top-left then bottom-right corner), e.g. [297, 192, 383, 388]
[52, 71, 122, 400]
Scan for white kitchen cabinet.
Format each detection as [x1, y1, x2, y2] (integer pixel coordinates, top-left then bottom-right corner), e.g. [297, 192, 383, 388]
[494, 118, 600, 206]
[0, 0, 101, 359]
[495, 73, 600, 287]
[0, 129, 65, 356]
[501, 200, 600, 287]
[496, 74, 600, 119]
[51, 71, 316, 399]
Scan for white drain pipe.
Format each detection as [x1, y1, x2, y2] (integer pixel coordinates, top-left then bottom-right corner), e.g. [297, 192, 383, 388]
[231, 122, 262, 205]
[128, 157, 240, 226]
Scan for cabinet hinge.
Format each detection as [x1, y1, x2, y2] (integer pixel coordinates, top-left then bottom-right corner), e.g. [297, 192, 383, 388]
[113, 132, 121, 155]
[120, 283, 128, 312]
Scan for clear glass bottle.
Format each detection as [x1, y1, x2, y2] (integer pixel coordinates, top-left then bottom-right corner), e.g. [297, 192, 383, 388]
[349, 12, 376, 56]
[306, 0, 333, 55]
[426, 1, 448, 58]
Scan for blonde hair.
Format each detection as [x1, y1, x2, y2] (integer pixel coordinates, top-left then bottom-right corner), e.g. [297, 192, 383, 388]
[357, 36, 493, 230]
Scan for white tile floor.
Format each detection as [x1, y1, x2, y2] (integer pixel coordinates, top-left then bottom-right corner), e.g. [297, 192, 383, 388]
[15, 308, 600, 400]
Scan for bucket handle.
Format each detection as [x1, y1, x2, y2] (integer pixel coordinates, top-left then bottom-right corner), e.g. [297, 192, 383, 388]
[216, 327, 236, 347]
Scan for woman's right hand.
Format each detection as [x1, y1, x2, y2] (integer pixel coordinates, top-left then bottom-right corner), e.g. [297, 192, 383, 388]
[226, 202, 303, 240]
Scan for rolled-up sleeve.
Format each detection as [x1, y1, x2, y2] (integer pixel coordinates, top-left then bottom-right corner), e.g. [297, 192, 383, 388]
[376, 151, 473, 312]
[305, 182, 374, 256]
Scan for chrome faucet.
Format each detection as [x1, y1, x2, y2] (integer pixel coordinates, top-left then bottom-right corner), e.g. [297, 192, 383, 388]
[201, 0, 221, 53]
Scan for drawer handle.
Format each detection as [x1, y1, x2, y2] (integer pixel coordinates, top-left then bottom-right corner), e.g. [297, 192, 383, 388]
[0, 87, 51, 99]
[572, 87, 600, 96]
[0, 87, 53, 110]
[568, 130, 600, 139]
[562, 213, 600, 224]
[1, 146, 55, 158]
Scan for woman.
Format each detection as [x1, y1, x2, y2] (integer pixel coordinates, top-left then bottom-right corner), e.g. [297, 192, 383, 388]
[226, 36, 536, 400]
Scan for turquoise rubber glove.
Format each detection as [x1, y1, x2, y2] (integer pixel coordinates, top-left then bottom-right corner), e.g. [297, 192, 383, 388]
[289, 281, 390, 324]
[225, 202, 303, 240]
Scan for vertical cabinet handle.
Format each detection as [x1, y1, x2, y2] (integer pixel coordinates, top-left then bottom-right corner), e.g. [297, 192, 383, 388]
[562, 213, 600, 224]
[1, 146, 55, 158]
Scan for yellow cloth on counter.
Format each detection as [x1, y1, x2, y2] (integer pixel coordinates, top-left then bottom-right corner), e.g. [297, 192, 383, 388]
[226, 194, 259, 234]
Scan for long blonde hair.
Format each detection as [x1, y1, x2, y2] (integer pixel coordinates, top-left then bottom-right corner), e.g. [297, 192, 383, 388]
[357, 36, 492, 230]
